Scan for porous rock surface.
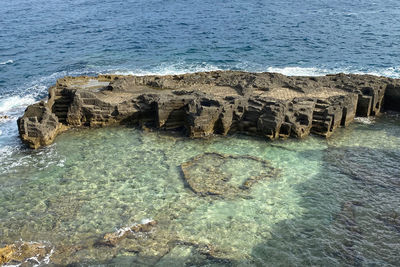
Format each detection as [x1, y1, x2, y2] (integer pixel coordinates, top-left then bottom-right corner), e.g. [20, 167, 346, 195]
[98, 219, 157, 247]
[181, 152, 278, 198]
[0, 242, 52, 266]
[18, 71, 400, 148]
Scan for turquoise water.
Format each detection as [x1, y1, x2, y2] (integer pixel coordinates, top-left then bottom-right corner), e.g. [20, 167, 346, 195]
[1, 115, 399, 265]
[1, 0, 400, 265]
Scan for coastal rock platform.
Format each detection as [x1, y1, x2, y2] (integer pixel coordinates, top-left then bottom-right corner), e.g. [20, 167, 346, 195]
[181, 152, 279, 198]
[18, 71, 400, 148]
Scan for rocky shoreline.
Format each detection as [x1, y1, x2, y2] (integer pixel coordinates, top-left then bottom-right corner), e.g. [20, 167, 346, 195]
[17, 71, 400, 148]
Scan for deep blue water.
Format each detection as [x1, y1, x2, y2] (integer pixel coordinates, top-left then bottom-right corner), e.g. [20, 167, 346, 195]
[1, 0, 399, 146]
[1, 0, 400, 95]
[1, 1, 400, 265]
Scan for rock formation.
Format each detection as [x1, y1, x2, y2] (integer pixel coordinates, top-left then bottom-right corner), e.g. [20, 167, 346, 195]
[0, 242, 53, 266]
[17, 71, 400, 148]
[181, 152, 278, 198]
[98, 219, 157, 247]
[93, 219, 236, 266]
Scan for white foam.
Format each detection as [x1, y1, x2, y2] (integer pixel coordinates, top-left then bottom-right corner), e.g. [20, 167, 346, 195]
[0, 145, 15, 157]
[139, 218, 154, 225]
[0, 95, 36, 114]
[1, 242, 54, 267]
[116, 226, 133, 237]
[113, 218, 155, 237]
[0, 59, 13, 65]
[0, 71, 63, 117]
[110, 64, 399, 79]
[266, 66, 331, 76]
[0, 64, 398, 121]
[43, 248, 54, 264]
[265, 66, 400, 78]
[354, 117, 375, 125]
[110, 62, 220, 76]
[355, 67, 400, 78]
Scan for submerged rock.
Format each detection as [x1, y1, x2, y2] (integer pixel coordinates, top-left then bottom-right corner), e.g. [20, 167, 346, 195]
[324, 146, 400, 188]
[377, 211, 400, 233]
[156, 242, 234, 266]
[328, 201, 365, 266]
[17, 71, 400, 148]
[0, 242, 53, 266]
[98, 219, 157, 247]
[181, 152, 278, 198]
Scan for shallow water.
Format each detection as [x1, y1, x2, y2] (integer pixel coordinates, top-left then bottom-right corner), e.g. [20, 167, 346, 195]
[1, 0, 400, 265]
[1, 114, 399, 265]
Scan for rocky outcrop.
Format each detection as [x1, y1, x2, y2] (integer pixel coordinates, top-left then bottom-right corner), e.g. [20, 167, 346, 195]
[0, 242, 53, 266]
[97, 219, 157, 247]
[181, 153, 279, 198]
[18, 71, 400, 148]
[93, 219, 237, 266]
[17, 101, 67, 148]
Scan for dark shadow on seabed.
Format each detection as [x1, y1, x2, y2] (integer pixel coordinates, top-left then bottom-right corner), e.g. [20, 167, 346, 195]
[251, 146, 400, 267]
[61, 146, 400, 266]
[2, 124, 400, 266]
[348, 111, 400, 139]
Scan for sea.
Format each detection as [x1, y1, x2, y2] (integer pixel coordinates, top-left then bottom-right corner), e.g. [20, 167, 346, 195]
[0, 0, 399, 266]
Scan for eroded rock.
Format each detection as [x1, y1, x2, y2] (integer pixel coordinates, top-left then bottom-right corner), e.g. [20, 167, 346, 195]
[156, 242, 234, 266]
[17, 101, 67, 148]
[98, 219, 157, 247]
[0, 242, 53, 266]
[181, 152, 278, 198]
[18, 71, 400, 148]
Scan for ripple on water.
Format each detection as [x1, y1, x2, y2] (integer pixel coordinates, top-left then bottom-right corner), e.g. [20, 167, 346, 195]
[0, 116, 399, 265]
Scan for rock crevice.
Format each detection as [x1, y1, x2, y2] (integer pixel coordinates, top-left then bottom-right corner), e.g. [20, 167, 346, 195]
[17, 71, 400, 148]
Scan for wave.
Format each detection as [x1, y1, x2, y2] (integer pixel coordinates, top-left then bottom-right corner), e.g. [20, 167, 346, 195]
[110, 62, 221, 76]
[354, 117, 375, 125]
[110, 64, 400, 79]
[0, 63, 399, 155]
[0, 95, 36, 114]
[0, 69, 91, 116]
[264, 66, 400, 78]
[356, 67, 400, 78]
[0, 59, 14, 65]
[1, 64, 399, 118]
[265, 67, 331, 76]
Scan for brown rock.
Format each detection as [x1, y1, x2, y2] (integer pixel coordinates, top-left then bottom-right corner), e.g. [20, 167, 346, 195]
[17, 71, 400, 148]
[0, 245, 14, 265]
[99, 220, 157, 247]
[17, 101, 67, 148]
[180, 152, 279, 198]
[0, 242, 52, 265]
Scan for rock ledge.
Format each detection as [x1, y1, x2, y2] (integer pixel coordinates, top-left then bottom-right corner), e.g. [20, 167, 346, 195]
[18, 71, 400, 148]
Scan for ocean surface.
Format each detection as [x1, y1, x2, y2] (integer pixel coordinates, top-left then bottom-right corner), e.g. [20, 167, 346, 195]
[0, 0, 400, 266]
